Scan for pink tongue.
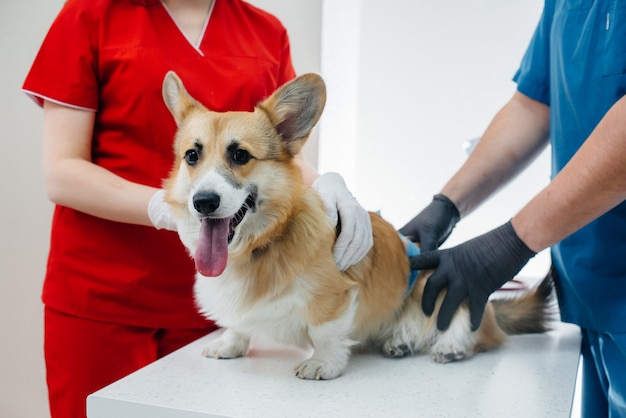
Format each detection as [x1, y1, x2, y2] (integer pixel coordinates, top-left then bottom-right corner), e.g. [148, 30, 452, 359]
[194, 218, 231, 277]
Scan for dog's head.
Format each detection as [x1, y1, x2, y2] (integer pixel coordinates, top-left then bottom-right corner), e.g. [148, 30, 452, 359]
[162, 72, 326, 277]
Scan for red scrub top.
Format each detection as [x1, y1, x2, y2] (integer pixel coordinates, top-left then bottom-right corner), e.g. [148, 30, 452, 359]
[23, 0, 296, 328]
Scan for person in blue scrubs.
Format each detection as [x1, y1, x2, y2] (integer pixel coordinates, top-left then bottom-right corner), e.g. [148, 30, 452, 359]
[402, 1, 626, 416]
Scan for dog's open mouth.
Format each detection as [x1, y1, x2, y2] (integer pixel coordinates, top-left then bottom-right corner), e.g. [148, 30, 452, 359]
[227, 194, 255, 243]
[195, 194, 256, 277]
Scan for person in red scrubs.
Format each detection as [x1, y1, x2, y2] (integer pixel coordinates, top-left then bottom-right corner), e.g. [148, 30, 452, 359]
[23, 1, 372, 417]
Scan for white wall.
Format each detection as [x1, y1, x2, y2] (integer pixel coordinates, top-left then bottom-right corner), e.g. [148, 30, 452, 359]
[249, 0, 322, 166]
[0, 1, 320, 417]
[319, 0, 550, 277]
[0, 1, 62, 417]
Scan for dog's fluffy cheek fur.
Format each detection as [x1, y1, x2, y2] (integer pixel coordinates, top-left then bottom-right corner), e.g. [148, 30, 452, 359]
[165, 166, 200, 253]
[249, 162, 300, 228]
[165, 164, 193, 210]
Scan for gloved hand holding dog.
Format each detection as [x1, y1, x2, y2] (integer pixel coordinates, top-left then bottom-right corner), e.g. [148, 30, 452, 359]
[399, 194, 460, 252]
[411, 220, 536, 331]
[148, 189, 177, 231]
[313, 172, 374, 271]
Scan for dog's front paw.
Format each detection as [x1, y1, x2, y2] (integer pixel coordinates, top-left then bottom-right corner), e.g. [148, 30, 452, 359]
[431, 348, 469, 363]
[202, 338, 246, 359]
[201, 332, 249, 359]
[294, 359, 344, 380]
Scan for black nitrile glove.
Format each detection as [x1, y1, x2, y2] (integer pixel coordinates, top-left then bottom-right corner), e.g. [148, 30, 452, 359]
[399, 194, 460, 252]
[410, 221, 536, 331]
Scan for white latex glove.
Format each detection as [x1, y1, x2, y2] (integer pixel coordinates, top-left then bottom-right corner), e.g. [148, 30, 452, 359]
[148, 189, 177, 231]
[312, 172, 373, 271]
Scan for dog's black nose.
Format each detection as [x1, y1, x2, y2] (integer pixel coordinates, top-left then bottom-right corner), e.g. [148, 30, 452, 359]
[193, 192, 220, 215]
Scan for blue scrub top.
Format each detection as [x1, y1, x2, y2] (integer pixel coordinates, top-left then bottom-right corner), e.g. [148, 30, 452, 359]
[513, 0, 626, 333]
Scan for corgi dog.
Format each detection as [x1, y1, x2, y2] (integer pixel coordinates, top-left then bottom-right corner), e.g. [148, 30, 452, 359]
[162, 72, 553, 380]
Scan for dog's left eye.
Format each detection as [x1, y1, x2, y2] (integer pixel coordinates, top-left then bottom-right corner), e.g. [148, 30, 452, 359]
[232, 149, 251, 165]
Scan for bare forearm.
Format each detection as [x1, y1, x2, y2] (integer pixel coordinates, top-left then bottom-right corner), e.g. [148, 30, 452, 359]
[441, 92, 550, 217]
[513, 95, 626, 252]
[46, 158, 157, 226]
[43, 101, 156, 226]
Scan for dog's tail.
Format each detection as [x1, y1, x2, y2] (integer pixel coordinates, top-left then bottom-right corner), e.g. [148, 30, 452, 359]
[491, 268, 557, 335]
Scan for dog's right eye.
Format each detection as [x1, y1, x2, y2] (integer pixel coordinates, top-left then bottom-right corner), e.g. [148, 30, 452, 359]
[185, 149, 199, 166]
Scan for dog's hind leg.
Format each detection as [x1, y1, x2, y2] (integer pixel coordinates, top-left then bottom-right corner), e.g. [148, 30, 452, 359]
[429, 309, 477, 363]
[382, 301, 436, 358]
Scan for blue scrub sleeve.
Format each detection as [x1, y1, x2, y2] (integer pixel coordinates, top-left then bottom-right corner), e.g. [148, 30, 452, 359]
[512, 1, 554, 105]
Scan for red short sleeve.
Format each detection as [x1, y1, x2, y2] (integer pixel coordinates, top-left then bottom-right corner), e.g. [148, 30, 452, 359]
[22, 0, 99, 109]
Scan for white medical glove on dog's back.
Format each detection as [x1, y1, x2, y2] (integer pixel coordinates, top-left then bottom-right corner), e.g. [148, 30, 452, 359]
[312, 172, 373, 271]
[148, 189, 178, 231]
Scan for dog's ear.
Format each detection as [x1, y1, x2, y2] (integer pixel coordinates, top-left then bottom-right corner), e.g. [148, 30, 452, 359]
[259, 73, 326, 156]
[162, 71, 199, 126]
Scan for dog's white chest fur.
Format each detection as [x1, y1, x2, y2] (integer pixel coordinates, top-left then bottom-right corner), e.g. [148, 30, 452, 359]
[194, 270, 313, 348]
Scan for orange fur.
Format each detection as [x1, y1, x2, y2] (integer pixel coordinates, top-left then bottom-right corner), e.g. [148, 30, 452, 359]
[161, 72, 554, 379]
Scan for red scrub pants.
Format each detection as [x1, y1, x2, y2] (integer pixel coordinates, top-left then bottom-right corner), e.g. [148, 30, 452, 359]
[44, 307, 218, 418]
